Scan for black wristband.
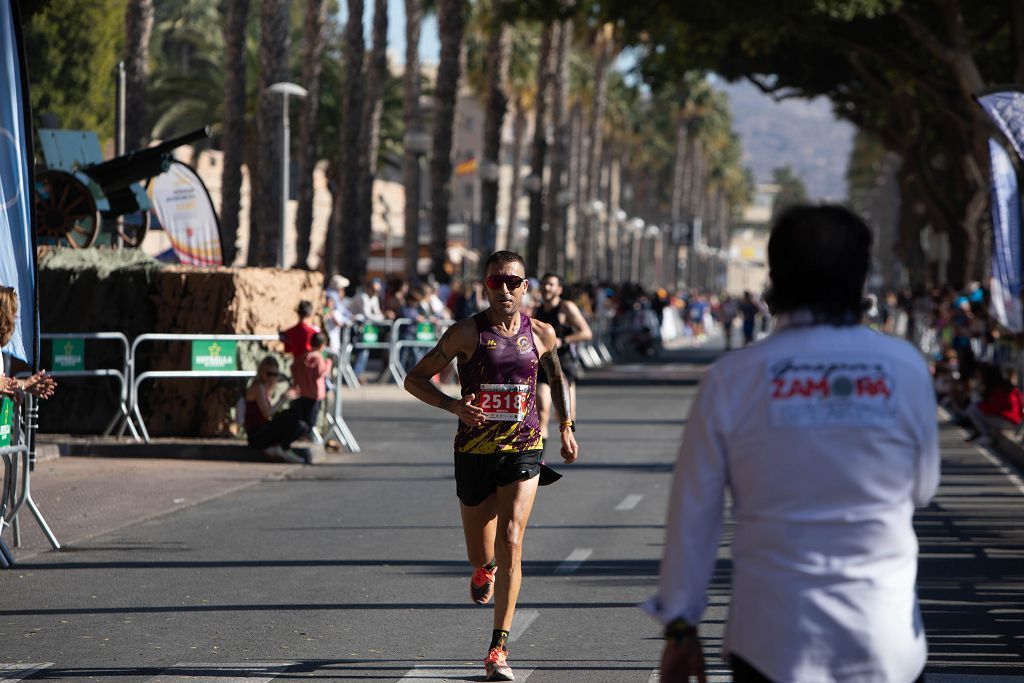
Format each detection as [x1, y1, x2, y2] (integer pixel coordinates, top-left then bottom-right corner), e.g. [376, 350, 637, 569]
[664, 618, 698, 645]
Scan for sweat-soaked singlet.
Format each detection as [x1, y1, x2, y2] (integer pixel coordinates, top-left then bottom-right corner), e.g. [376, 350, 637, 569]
[454, 311, 543, 454]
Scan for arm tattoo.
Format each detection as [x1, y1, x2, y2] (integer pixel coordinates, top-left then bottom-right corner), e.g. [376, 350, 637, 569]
[541, 350, 572, 422]
[425, 327, 456, 363]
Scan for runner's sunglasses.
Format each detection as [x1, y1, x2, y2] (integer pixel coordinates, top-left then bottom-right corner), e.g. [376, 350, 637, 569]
[484, 274, 526, 290]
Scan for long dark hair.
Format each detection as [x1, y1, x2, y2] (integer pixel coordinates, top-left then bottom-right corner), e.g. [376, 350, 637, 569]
[764, 204, 872, 325]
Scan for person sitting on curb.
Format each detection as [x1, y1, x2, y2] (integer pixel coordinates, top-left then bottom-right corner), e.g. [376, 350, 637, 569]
[963, 363, 1022, 445]
[243, 356, 304, 463]
[290, 332, 332, 438]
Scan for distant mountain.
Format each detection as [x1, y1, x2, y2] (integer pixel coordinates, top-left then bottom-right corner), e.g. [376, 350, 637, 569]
[716, 79, 855, 202]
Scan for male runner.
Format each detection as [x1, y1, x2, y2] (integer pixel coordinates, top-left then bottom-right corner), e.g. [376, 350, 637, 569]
[404, 250, 580, 682]
[535, 273, 592, 438]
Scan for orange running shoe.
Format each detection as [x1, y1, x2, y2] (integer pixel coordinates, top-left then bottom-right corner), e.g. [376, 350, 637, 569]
[470, 566, 496, 605]
[484, 646, 513, 681]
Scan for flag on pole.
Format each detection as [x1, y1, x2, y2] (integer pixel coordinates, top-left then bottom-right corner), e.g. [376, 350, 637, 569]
[986, 139, 1023, 332]
[0, 0, 37, 365]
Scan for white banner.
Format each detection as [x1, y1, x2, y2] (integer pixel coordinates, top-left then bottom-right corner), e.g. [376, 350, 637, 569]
[149, 160, 222, 266]
[987, 139, 1023, 332]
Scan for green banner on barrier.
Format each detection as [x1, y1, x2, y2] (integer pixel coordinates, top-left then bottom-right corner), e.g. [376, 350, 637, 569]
[52, 338, 84, 371]
[416, 322, 435, 342]
[362, 324, 379, 343]
[0, 396, 14, 447]
[191, 340, 237, 371]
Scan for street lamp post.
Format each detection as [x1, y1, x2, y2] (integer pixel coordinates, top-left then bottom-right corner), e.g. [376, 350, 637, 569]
[403, 130, 432, 281]
[268, 82, 308, 270]
[629, 217, 645, 283]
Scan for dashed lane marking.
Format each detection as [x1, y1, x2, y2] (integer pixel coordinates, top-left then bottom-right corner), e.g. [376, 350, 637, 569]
[0, 664, 52, 680]
[145, 662, 293, 682]
[555, 547, 592, 574]
[615, 494, 644, 511]
[509, 609, 539, 642]
[648, 667, 731, 682]
[400, 664, 534, 681]
[925, 676, 1024, 682]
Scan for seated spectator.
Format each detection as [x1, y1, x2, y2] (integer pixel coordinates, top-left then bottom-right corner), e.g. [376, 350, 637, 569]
[964, 364, 1023, 445]
[0, 286, 56, 402]
[291, 332, 332, 434]
[243, 356, 304, 463]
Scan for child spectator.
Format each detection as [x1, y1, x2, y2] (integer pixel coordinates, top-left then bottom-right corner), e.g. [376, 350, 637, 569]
[244, 356, 304, 463]
[280, 300, 319, 357]
[291, 332, 332, 435]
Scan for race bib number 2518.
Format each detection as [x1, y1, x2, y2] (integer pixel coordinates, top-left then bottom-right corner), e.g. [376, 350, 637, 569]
[479, 383, 529, 422]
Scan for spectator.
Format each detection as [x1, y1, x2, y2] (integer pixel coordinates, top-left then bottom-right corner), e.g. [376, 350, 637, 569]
[348, 278, 388, 379]
[739, 291, 759, 346]
[963, 364, 1022, 445]
[243, 356, 303, 463]
[290, 332, 332, 436]
[0, 286, 56, 401]
[280, 300, 319, 358]
[324, 275, 352, 356]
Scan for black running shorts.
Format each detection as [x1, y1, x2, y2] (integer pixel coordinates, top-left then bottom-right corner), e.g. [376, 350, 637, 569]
[455, 450, 558, 506]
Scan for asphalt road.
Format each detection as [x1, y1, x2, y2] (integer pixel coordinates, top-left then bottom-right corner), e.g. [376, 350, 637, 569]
[1, 348, 1023, 681]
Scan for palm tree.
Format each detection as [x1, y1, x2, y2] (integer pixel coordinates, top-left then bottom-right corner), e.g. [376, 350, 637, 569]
[329, 0, 365, 278]
[581, 22, 614, 281]
[354, 0, 389, 281]
[428, 0, 468, 281]
[477, 0, 509, 261]
[543, 18, 571, 273]
[402, 0, 424, 280]
[251, 0, 289, 267]
[294, 0, 328, 270]
[123, 0, 154, 152]
[525, 23, 553, 277]
[503, 25, 540, 253]
[219, 0, 249, 266]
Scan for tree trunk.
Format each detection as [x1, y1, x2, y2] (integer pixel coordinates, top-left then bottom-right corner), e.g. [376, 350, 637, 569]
[582, 23, 613, 281]
[402, 0, 424, 281]
[219, 0, 249, 265]
[123, 0, 154, 152]
[479, 0, 509, 264]
[504, 97, 526, 252]
[295, 0, 327, 270]
[252, 0, 290, 267]
[668, 112, 688, 291]
[330, 0, 366, 278]
[526, 23, 553, 277]
[429, 0, 467, 282]
[354, 0, 389, 281]
[543, 19, 571, 274]
[568, 100, 583, 279]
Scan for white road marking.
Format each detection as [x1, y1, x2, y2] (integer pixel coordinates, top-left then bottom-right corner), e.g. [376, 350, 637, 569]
[615, 494, 644, 511]
[146, 662, 292, 682]
[400, 664, 533, 681]
[648, 667, 731, 682]
[509, 609, 539, 642]
[973, 446, 1024, 496]
[925, 676, 1024, 683]
[555, 547, 592, 574]
[0, 664, 52, 680]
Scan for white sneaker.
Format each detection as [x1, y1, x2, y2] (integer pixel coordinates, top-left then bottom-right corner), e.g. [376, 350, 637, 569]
[262, 445, 286, 461]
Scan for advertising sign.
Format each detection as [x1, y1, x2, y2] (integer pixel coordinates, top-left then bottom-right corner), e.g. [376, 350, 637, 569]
[150, 160, 223, 266]
[52, 338, 84, 371]
[191, 340, 236, 371]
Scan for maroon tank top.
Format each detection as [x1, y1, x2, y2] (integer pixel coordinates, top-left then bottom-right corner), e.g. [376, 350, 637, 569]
[454, 312, 543, 454]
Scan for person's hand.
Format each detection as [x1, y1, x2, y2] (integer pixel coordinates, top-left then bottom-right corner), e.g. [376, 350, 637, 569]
[23, 371, 57, 399]
[559, 425, 578, 463]
[0, 376, 17, 395]
[285, 387, 300, 401]
[451, 393, 485, 427]
[659, 638, 706, 683]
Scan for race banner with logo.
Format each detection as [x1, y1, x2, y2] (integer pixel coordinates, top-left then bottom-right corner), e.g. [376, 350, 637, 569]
[0, 0, 37, 365]
[976, 88, 1024, 163]
[149, 160, 223, 266]
[986, 139, 1023, 332]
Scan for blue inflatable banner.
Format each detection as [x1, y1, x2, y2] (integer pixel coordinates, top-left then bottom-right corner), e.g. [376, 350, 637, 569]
[0, 0, 36, 365]
[987, 139, 1023, 333]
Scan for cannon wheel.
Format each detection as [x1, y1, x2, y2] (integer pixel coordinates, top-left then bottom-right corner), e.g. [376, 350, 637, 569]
[105, 209, 149, 248]
[34, 170, 101, 248]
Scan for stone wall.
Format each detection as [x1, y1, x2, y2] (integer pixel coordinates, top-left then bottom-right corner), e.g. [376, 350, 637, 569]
[38, 249, 323, 436]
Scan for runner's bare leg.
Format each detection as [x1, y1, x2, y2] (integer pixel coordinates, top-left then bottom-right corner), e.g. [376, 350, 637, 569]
[492, 475, 540, 630]
[460, 495, 498, 568]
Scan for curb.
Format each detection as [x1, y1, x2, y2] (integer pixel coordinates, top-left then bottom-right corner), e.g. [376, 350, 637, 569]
[34, 436, 334, 464]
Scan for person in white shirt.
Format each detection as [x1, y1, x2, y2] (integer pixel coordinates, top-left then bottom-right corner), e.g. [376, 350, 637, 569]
[646, 204, 940, 683]
[348, 278, 387, 377]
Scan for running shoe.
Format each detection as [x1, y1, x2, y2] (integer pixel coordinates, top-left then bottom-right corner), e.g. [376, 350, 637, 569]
[470, 565, 496, 605]
[484, 646, 513, 681]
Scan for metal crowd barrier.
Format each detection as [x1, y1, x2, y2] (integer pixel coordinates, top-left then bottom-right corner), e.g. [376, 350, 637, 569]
[129, 333, 280, 442]
[323, 349, 359, 452]
[577, 315, 613, 369]
[35, 332, 135, 438]
[389, 318, 456, 385]
[1, 396, 60, 568]
[340, 319, 397, 387]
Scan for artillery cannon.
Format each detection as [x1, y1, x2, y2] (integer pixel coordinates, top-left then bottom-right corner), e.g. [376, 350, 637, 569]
[34, 126, 211, 248]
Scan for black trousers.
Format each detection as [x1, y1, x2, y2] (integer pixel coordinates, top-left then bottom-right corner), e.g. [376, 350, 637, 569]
[290, 397, 320, 435]
[730, 655, 925, 683]
[247, 410, 307, 451]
